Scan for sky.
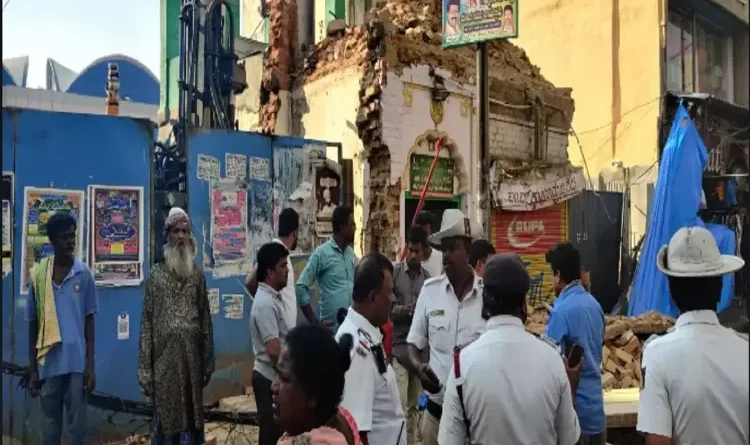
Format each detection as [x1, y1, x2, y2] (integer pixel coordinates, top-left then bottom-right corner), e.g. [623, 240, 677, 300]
[2, 0, 161, 88]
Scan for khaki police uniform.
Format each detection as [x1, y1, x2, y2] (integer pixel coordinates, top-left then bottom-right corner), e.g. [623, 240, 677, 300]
[406, 274, 485, 445]
[637, 310, 749, 444]
[438, 315, 580, 445]
[337, 308, 407, 445]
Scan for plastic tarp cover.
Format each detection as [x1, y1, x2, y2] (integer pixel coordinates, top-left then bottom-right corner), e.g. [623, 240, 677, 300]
[705, 223, 736, 314]
[628, 103, 708, 317]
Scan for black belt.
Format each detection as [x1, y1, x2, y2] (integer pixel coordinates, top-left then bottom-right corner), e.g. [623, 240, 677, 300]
[426, 399, 442, 420]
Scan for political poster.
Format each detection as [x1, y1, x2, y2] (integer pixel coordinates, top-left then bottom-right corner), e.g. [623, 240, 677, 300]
[442, 0, 518, 49]
[211, 179, 248, 265]
[21, 187, 85, 293]
[89, 185, 144, 285]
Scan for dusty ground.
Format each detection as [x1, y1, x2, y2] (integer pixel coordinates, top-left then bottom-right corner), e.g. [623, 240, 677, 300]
[102, 390, 260, 445]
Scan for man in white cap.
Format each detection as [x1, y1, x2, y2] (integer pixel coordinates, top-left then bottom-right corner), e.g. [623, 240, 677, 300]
[637, 226, 749, 445]
[138, 207, 215, 445]
[405, 209, 486, 445]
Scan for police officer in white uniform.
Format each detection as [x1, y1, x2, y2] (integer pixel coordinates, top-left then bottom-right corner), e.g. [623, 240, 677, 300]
[438, 253, 580, 445]
[405, 209, 486, 445]
[337, 252, 407, 445]
[637, 226, 749, 445]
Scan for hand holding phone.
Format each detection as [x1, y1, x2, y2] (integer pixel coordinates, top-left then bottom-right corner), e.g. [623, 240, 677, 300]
[567, 343, 584, 369]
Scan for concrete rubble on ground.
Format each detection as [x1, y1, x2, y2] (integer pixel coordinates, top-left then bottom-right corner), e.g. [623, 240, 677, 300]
[525, 309, 676, 390]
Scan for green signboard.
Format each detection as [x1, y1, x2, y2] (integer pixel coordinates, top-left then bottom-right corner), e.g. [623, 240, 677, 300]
[410, 154, 455, 198]
[442, 0, 518, 49]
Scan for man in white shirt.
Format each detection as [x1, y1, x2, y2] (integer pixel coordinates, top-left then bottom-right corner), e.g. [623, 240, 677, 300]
[246, 208, 299, 328]
[438, 253, 580, 445]
[406, 209, 486, 445]
[637, 226, 749, 445]
[338, 252, 407, 445]
[416, 211, 443, 277]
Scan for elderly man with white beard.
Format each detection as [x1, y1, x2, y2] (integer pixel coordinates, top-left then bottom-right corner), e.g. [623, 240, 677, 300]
[138, 207, 215, 445]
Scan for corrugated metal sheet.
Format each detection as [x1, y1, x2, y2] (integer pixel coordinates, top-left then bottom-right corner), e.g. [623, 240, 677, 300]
[567, 191, 623, 313]
[491, 203, 568, 305]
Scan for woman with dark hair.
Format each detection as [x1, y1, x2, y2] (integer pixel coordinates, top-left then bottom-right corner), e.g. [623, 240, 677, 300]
[272, 324, 363, 445]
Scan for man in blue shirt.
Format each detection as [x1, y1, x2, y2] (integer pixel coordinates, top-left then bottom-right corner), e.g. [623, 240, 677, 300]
[296, 206, 356, 331]
[26, 212, 98, 445]
[545, 242, 606, 445]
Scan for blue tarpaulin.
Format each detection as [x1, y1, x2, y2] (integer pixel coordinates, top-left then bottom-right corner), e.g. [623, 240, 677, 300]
[627, 103, 708, 317]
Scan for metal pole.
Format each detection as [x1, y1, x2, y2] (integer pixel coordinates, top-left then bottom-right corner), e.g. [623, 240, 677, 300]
[478, 42, 490, 238]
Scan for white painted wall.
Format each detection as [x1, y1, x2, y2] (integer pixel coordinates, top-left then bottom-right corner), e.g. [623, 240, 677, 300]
[2, 86, 158, 121]
[380, 65, 479, 245]
[293, 67, 368, 255]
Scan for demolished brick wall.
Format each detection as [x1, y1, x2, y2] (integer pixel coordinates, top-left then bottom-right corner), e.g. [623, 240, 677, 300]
[260, 0, 298, 134]
[355, 19, 402, 257]
[295, 0, 578, 255]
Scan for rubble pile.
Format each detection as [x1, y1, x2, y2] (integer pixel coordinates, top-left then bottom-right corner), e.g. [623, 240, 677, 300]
[301, 25, 370, 84]
[301, 0, 562, 97]
[602, 328, 643, 390]
[523, 309, 676, 390]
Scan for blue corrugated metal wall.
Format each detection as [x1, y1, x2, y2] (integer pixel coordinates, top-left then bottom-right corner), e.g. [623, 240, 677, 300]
[1, 108, 154, 443]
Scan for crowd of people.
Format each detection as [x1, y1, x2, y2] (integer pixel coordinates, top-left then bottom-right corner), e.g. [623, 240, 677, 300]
[24, 205, 749, 445]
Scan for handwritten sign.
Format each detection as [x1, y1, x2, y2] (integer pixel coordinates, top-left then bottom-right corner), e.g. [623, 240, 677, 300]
[225, 153, 247, 180]
[197, 155, 220, 181]
[249, 157, 270, 182]
[223, 294, 244, 320]
[208, 288, 220, 315]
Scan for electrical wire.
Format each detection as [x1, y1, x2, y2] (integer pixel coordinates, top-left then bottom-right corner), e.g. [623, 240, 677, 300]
[575, 95, 664, 136]
[2, 361, 260, 426]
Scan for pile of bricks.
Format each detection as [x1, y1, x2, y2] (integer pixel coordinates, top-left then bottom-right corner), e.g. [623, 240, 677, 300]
[602, 328, 643, 390]
[523, 309, 676, 390]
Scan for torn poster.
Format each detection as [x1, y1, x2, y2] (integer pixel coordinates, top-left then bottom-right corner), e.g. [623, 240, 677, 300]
[222, 294, 244, 319]
[225, 153, 247, 180]
[211, 179, 248, 266]
[208, 288, 220, 315]
[89, 185, 144, 286]
[197, 154, 220, 181]
[21, 187, 85, 294]
[2, 200, 10, 277]
[249, 157, 270, 182]
[1, 173, 12, 278]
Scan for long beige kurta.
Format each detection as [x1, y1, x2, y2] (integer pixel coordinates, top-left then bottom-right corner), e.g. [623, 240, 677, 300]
[138, 263, 215, 436]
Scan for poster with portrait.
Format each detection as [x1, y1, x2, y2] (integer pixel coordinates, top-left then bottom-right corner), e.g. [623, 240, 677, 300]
[314, 165, 341, 238]
[21, 187, 85, 293]
[442, 0, 518, 48]
[89, 185, 144, 285]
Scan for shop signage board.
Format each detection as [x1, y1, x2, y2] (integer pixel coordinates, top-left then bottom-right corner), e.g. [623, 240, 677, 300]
[442, 0, 519, 49]
[495, 168, 586, 211]
[409, 154, 455, 198]
[492, 204, 568, 304]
